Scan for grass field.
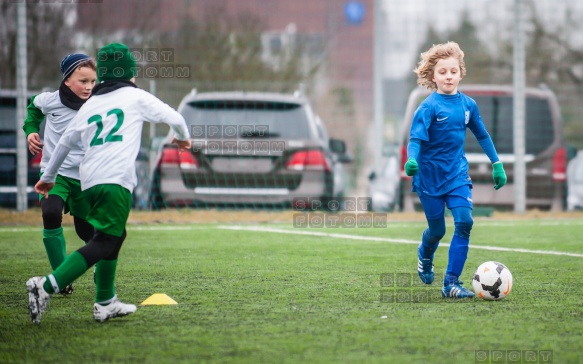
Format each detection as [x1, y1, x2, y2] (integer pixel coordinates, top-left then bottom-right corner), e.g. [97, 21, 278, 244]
[1, 214, 582, 363]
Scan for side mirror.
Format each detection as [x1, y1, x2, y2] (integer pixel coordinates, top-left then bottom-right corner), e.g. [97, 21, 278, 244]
[368, 171, 377, 181]
[329, 138, 347, 155]
[338, 153, 353, 164]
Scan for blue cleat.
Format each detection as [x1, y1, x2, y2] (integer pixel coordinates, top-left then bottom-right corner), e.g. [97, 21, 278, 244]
[441, 280, 475, 298]
[417, 249, 434, 284]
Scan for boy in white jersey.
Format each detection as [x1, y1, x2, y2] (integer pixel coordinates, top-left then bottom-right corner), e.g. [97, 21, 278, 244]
[23, 54, 97, 296]
[27, 43, 191, 324]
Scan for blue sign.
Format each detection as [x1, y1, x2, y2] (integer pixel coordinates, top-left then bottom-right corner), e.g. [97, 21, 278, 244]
[344, 1, 365, 25]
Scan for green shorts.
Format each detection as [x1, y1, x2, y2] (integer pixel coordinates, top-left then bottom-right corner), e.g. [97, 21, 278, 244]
[82, 184, 131, 237]
[39, 174, 91, 219]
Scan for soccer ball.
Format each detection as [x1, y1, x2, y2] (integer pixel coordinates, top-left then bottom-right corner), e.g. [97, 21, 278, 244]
[472, 261, 513, 301]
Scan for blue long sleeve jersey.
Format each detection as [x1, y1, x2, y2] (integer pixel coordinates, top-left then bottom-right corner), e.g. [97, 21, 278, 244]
[407, 91, 499, 196]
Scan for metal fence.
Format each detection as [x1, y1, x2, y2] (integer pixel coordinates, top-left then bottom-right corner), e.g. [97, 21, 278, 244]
[3, 0, 582, 212]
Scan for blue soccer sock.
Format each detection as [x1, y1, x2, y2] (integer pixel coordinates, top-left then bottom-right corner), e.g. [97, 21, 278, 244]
[419, 228, 440, 260]
[444, 235, 470, 285]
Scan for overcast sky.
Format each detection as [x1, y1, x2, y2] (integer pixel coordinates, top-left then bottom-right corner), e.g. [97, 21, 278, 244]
[382, 0, 583, 79]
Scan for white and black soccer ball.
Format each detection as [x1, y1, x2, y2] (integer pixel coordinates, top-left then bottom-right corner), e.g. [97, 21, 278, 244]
[472, 261, 513, 301]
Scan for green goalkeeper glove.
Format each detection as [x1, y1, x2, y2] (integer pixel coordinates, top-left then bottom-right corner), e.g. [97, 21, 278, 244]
[405, 158, 418, 176]
[492, 162, 507, 190]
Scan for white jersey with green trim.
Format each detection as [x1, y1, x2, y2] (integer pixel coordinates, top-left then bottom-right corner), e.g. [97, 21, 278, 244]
[42, 86, 190, 192]
[33, 91, 84, 179]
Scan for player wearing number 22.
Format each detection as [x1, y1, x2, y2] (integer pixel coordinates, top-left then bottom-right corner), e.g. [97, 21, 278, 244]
[28, 43, 191, 324]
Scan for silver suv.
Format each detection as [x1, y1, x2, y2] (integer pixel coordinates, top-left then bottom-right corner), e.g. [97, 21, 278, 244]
[149, 90, 351, 209]
[399, 84, 566, 211]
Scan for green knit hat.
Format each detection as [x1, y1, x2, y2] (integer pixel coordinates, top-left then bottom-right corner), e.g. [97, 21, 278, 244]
[97, 43, 137, 82]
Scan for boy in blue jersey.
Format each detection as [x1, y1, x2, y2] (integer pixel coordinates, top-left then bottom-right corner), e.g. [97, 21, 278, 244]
[405, 41, 507, 298]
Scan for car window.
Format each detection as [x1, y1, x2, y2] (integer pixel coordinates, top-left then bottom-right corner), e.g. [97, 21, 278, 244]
[0, 104, 17, 131]
[465, 95, 554, 155]
[182, 100, 311, 139]
[0, 132, 17, 148]
[0, 155, 16, 172]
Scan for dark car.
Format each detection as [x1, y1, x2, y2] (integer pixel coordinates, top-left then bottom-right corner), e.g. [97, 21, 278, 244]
[0, 89, 41, 208]
[149, 90, 352, 209]
[399, 84, 567, 211]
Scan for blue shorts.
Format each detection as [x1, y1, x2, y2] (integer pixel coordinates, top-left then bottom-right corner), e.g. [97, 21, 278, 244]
[418, 184, 473, 220]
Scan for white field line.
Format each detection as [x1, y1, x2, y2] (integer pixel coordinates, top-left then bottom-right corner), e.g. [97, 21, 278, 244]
[0, 219, 580, 233]
[218, 225, 583, 259]
[2, 223, 581, 258]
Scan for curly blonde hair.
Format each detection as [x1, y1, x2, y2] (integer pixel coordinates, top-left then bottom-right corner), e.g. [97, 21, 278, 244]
[413, 41, 466, 90]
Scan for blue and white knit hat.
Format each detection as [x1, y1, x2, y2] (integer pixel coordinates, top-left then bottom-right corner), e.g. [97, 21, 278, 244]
[60, 53, 91, 79]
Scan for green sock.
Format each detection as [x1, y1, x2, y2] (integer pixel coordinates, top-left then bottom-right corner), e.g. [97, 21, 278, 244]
[43, 251, 88, 294]
[95, 259, 118, 303]
[42, 227, 66, 270]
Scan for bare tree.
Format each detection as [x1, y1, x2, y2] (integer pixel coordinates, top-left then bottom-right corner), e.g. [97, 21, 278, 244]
[163, 6, 307, 93]
[0, 0, 76, 90]
[73, 0, 163, 55]
[519, 1, 583, 148]
[408, 17, 493, 90]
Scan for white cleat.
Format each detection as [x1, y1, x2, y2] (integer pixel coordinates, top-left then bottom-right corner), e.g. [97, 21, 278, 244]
[93, 296, 137, 322]
[26, 276, 51, 325]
